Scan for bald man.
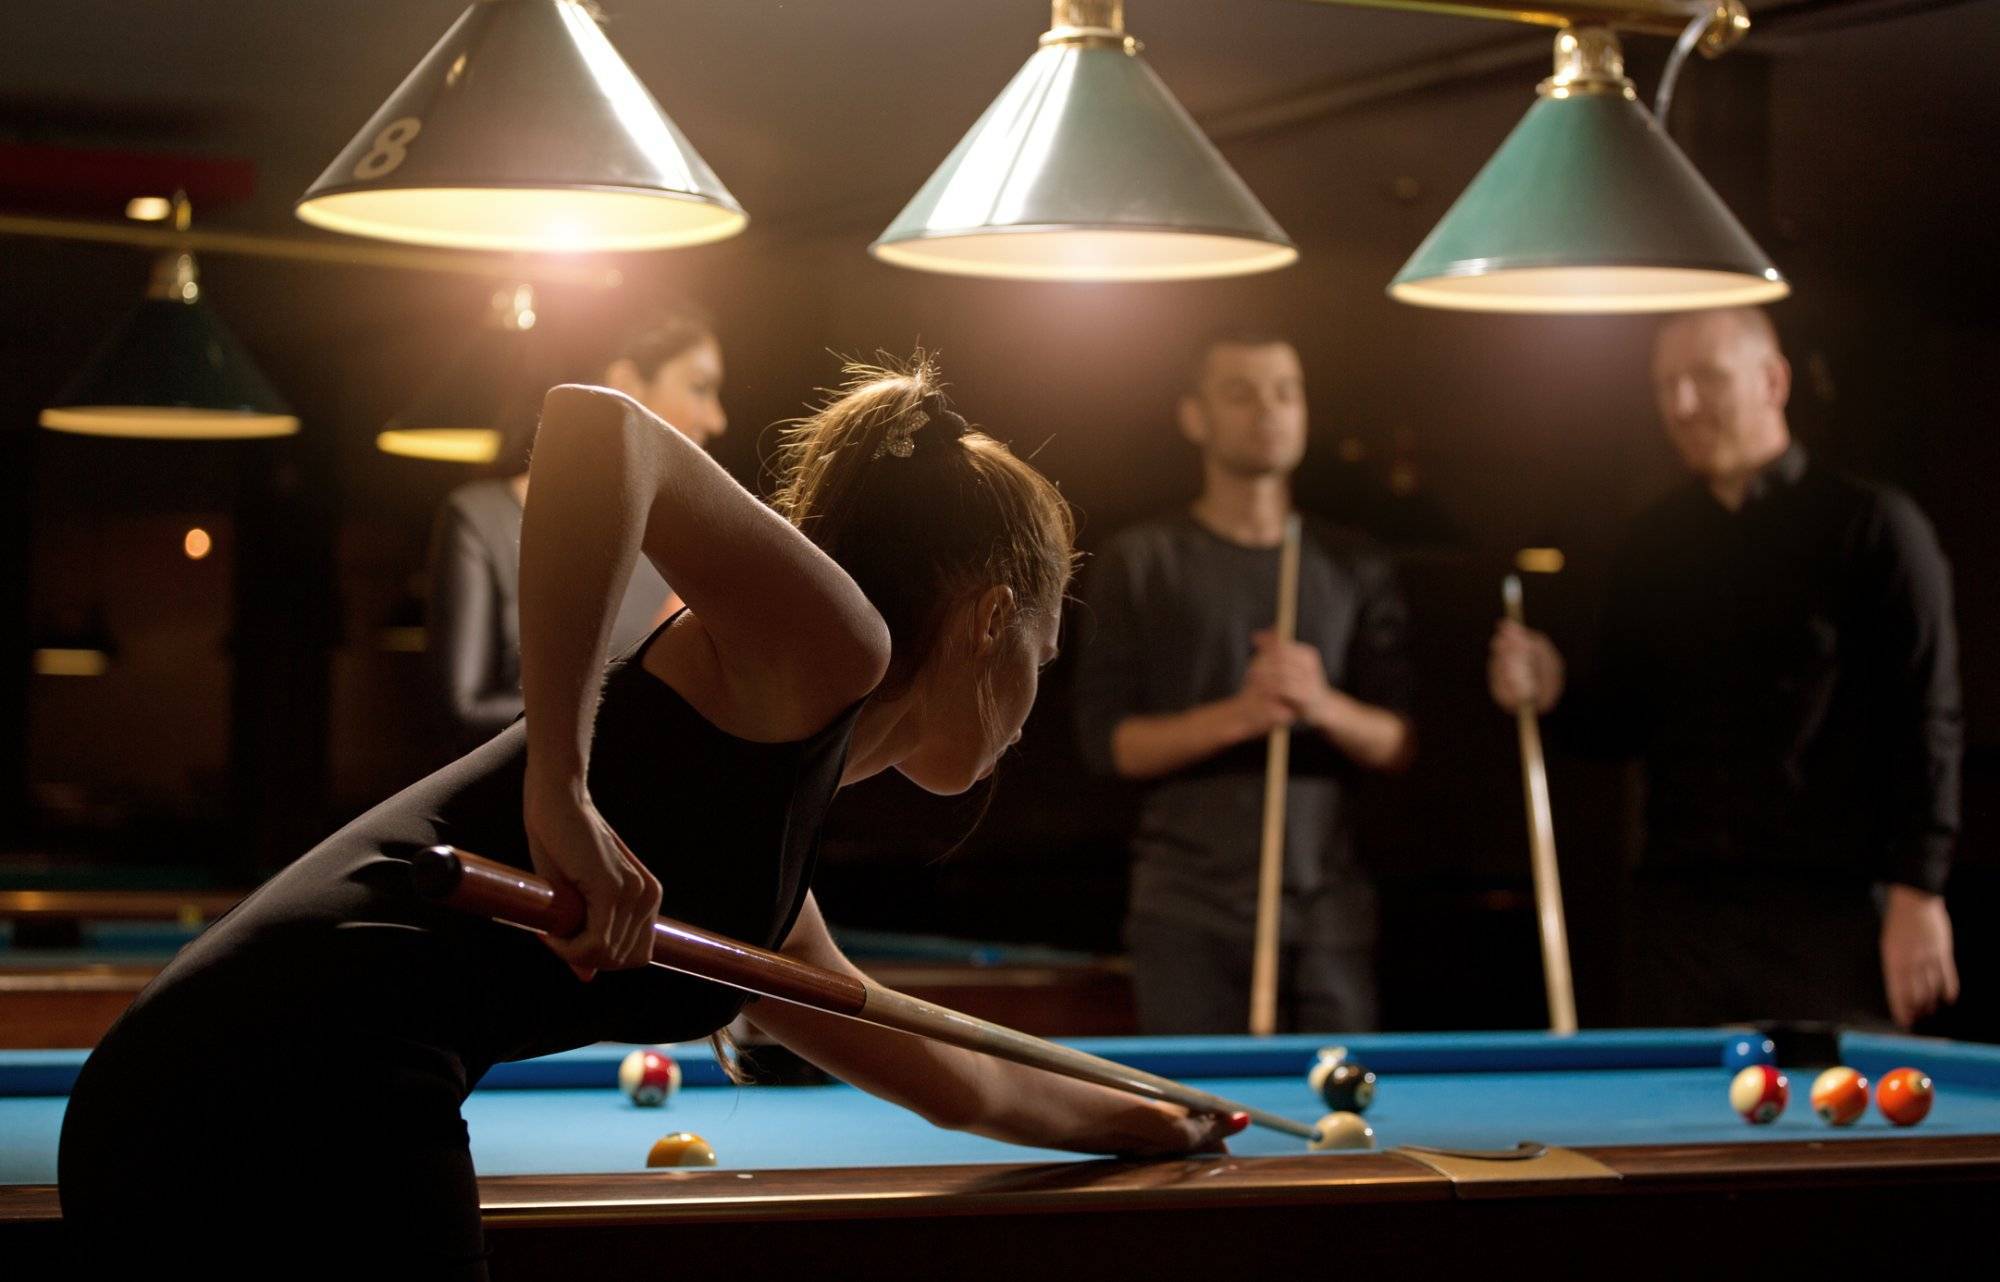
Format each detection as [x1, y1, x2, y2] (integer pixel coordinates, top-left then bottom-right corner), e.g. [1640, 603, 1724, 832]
[1490, 308, 1962, 1030]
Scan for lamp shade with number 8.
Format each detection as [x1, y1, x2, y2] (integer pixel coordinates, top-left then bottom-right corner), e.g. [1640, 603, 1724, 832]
[296, 0, 744, 253]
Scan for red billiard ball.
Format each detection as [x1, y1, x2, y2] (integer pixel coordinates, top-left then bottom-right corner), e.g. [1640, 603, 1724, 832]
[619, 1048, 682, 1108]
[1874, 1067, 1934, 1127]
[1730, 1064, 1789, 1124]
[1809, 1067, 1869, 1127]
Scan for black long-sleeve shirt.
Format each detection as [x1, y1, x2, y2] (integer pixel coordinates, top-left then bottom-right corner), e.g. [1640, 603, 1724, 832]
[1555, 445, 1961, 893]
[1072, 513, 1415, 942]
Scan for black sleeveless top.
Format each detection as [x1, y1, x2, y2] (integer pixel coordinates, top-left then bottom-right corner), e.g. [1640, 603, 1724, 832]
[91, 620, 857, 1088]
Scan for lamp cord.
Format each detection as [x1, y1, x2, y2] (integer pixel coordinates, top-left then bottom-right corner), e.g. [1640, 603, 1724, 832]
[1653, 11, 1712, 128]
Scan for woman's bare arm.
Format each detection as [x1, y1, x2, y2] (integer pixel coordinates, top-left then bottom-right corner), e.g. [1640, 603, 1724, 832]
[741, 896, 1234, 1158]
[517, 386, 889, 974]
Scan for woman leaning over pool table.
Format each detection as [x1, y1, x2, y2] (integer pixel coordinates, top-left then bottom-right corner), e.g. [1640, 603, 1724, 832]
[58, 358, 1237, 1278]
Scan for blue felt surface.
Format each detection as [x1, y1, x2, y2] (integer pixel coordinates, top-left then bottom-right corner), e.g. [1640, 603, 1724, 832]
[7, 1031, 1998, 1186]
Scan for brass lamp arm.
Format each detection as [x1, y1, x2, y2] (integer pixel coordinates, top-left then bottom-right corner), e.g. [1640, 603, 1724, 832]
[1290, 0, 1750, 54]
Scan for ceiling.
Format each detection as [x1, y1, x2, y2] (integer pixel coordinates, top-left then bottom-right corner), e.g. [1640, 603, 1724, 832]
[0, 0, 1641, 238]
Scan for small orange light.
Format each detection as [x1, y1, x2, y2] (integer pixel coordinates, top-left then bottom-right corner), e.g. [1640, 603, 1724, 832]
[183, 527, 213, 560]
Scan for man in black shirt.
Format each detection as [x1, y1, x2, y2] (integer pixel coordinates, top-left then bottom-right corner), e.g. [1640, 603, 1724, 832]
[1489, 307, 1962, 1029]
[1075, 333, 1415, 1034]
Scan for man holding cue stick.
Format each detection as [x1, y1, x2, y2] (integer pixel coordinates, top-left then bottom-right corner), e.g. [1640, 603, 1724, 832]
[1487, 308, 1961, 1030]
[1249, 517, 1304, 1036]
[1075, 330, 1416, 1037]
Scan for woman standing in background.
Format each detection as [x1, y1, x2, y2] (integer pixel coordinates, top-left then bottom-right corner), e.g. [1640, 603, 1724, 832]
[427, 305, 727, 749]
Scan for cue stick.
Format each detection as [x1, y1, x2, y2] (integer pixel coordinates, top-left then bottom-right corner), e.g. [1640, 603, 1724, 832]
[1248, 514, 1303, 1037]
[409, 845, 1324, 1144]
[1502, 574, 1578, 1035]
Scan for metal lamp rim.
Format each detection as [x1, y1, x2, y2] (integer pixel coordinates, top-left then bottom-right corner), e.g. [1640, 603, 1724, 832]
[1394, 255, 1787, 282]
[295, 185, 748, 252]
[870, 220, 1297, 250]
[295, 178, 746, 214]
[39, 407, 302, 438]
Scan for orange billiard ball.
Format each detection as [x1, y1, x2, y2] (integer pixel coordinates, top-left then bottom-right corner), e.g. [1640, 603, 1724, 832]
[646, 1132, 719, 1167]
[1874, 1068, 1934, 1127]
[1809, 1067, 1869, 1127]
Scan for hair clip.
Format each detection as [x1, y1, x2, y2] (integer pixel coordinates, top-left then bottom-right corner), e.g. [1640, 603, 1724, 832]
[873, 409, 927, 460]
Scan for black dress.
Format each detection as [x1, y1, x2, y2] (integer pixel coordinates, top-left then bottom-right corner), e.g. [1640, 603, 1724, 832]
[57, 619, 857, 1276]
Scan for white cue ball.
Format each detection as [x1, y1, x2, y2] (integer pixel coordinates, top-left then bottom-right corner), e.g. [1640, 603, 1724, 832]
[1309, 1110, 1375, 1151]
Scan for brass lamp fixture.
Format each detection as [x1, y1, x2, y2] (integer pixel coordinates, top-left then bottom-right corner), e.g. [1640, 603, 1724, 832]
[39, 195, 299, 439]
[1295, 0, 1785, 312]
[297, 0, 744, 253]
[1388, 22, 1787, 311]
[872, 0, 1297, 281]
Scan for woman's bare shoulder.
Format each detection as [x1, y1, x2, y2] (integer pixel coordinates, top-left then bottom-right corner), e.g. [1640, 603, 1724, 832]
[638, 611, 866, 743]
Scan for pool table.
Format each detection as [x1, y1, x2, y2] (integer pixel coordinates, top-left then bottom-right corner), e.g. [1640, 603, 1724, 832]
[0, 894, 1135, 1046]
[4, 1030, 1998, 1274]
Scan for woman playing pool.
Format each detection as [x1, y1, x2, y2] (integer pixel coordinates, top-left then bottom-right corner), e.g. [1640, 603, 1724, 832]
[58, 358, 1236, 1277]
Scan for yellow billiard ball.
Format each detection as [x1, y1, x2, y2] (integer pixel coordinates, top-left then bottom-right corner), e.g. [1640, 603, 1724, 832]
[646, 1132, 719, 1168]
[1309, 1111, 1375, 1151]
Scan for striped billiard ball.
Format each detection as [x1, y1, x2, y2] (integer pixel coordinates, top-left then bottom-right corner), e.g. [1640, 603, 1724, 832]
[1809, 1066, 1869, 1126]
[619, 1048, 682, 1108]
[1730, 1064, 1789, 1124]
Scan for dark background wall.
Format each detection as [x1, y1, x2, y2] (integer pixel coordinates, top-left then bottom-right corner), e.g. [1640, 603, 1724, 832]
[3, 0, 1994, 1034]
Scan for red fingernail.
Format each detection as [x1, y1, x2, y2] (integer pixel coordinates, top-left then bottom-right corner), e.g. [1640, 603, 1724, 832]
[1225, 1112, 1250, 1135]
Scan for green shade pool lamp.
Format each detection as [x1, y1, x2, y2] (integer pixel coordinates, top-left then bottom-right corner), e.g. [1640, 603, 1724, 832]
[297, 0, 744, 253]
[872, 0, 1295, 282]
[1390, 27, 1788, 313]
[40, 222, 299, 440]
[377, 283, 540, 463]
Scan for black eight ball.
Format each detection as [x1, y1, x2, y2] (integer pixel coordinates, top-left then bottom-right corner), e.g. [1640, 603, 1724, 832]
[1318, 1061, 1376, 1113]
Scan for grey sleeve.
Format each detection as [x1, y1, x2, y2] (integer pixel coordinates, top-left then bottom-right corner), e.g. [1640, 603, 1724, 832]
[1071, 539, 1148, 778]
[425, 500, 524, 741]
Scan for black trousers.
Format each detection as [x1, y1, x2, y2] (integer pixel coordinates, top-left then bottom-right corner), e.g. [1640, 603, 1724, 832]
[1127, 915, 1378, 1035]
[1621, 868, 1892, 1029]
[59, 1021, 491, 1279]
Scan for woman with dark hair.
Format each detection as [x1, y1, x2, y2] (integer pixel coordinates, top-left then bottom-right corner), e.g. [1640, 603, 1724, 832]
[58, 356, 1236, 1277]
[427, 307, 727, 749]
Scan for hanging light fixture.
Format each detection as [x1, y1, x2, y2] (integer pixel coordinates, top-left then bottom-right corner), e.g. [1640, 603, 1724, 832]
[872, 0, 1295, 281]
[296, 0, 744, 253]
[377, 283, 541, 463]
[1389, 26, 1787, 313]
[40, 196, 299, 439]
